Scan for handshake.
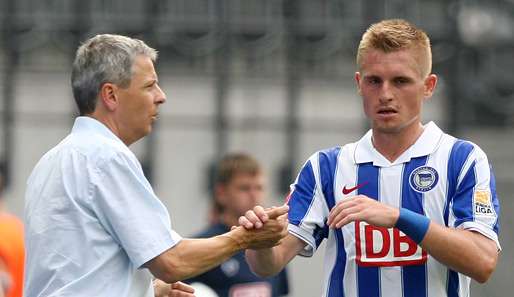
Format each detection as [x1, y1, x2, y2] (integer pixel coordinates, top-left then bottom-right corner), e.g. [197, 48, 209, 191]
[225, 204, 290, 250]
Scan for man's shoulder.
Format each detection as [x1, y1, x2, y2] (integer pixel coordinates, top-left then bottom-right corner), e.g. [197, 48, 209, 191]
[308, 143, 357, 164]
[435, 133, 488, 161]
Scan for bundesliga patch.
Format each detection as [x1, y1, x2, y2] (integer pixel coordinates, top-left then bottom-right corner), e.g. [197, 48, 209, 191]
[409, 166, 439, 193]
[474, 190, 495, 217]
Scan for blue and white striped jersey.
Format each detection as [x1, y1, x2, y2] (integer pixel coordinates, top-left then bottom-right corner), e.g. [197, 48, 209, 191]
[287, 122, 500, 297]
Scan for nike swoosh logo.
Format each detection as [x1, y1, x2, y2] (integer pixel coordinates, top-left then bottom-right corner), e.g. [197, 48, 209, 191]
[342, 182, 368, 195]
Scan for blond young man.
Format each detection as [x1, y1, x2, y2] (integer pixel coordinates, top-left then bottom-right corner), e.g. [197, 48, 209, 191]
[240, 19, 500, 297]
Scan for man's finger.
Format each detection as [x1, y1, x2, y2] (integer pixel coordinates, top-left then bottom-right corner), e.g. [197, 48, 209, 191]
[245, 210, 263, 228]
[171, 281, 195, 293]
[238, 216, 254, 229]
[265, 204, 289, 219]
[253, 205, 268, 223]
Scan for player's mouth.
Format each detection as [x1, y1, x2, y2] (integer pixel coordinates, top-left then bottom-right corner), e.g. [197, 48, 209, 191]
[376, 107, 398, 117]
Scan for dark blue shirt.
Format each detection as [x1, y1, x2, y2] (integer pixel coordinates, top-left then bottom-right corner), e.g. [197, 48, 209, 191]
[185, 223, 289, 297]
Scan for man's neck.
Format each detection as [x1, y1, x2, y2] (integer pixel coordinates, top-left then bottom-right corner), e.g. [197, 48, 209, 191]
[87, 113, 132, 146]
[372, 122, 424, 163]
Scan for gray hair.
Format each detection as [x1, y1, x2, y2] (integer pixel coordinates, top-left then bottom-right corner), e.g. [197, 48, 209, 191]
[71, 34, 158, 115]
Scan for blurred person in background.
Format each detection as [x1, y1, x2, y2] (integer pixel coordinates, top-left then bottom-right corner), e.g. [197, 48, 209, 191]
[0, 164, 24, 297]
[186, 153, 289, 297]
[23, 34, 288, 297]
[240, 19, 500, 297]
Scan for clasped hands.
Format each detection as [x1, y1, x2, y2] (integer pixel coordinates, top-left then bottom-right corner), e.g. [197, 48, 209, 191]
[233, 204, 290, 249]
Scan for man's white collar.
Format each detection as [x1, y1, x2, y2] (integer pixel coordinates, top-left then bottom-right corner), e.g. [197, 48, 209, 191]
[353, 121, 444, 167]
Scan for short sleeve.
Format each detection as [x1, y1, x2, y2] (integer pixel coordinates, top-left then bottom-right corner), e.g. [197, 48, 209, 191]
[450, 145, 501, 249]
[90, 152, 182, 268]
[288, 155, 329, 257]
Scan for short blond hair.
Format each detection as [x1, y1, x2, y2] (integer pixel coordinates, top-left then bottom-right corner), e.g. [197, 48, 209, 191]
[357, 19, 432, 77]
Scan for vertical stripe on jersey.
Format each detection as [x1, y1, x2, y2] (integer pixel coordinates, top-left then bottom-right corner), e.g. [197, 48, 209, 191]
[357, 163, 380, 297]
[444, 140, 474, 226]
[288, 160, 316, 227]
[445, 140, 474, 297]
[452, 161, 477, 228]
[319, 149, 346, 297]
[401, 156, 428, 297]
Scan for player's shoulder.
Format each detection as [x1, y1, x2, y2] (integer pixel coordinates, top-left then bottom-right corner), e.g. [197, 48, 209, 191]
[307, 142, 356, 165]
[441, 133, 489, 161]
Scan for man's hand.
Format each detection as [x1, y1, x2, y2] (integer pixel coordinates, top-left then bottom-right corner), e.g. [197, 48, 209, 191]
[228, 204, 289, 250]
[154, 279, 195, 297]
[238, 205, 288, 230]
[327, 195, 399, 228]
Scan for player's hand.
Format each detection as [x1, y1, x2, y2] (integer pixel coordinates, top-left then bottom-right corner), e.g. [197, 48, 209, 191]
[327, 195, 399, 229]
[238, 205, 289, 229]
[154, 279, 195, 297]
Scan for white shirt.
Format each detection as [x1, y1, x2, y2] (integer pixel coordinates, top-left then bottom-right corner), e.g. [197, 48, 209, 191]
[287, 122, 500, 297]
[24, 117, 182, 297]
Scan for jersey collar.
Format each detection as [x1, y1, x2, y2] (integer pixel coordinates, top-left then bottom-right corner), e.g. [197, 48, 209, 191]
[354, 121, 444, 167]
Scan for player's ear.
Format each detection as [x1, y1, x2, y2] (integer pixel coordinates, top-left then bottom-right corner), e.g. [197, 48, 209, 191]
[355, 72, 362, 95]
[423, 74, 437, 98]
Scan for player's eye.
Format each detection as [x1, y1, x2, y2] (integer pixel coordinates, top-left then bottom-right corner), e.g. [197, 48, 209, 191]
[394, 77, 410, 85]
[366, 77, 381, 85]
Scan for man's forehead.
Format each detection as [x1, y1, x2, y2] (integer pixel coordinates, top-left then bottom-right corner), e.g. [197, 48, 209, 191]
[360, 49, 422, 76]
[131, 56, 157, 78]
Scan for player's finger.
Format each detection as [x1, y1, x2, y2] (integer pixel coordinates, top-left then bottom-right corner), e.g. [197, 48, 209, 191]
[245, 210, 263, 228]
[253, 205, 268, 223]
[238, 216, 254, 229]
[327, 198, 358, 225]
[265, 204, 289, 220]
[329, 205, 361, 228]
[277, 213, 289, 221]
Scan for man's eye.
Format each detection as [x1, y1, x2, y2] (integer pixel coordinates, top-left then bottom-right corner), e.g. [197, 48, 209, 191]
[367, 78, 380, 84]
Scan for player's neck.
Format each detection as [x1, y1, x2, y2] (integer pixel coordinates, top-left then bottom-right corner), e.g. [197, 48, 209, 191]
[372, 122, 424, 163]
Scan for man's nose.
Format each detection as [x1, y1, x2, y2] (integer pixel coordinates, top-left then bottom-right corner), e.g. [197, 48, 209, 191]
[379, 81, 394, 103]
[156, 84, 166, 104]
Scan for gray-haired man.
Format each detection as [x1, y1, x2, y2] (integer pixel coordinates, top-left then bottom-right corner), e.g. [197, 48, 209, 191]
[23, 34, 288, 297]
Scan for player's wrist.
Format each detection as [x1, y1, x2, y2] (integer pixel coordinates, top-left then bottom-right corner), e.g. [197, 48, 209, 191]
[395, 208, 430, 244]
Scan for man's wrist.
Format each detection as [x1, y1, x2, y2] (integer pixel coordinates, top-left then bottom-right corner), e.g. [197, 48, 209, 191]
[395, 208, 430, 244]
[221, 227, 248, 250]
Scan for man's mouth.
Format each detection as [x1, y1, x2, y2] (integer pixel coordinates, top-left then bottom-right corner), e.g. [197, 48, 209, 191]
[377, 107, 398, 115]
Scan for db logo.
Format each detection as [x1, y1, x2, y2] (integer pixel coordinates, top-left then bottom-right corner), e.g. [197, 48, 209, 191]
[355, 221, 427, 267]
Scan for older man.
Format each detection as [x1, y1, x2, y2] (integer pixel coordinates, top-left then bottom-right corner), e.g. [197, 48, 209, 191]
[23, 34, 288, 297]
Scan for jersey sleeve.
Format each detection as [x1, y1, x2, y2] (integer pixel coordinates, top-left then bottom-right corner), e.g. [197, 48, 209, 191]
[90, 152, 182, 268]
[288, 153, 330, 257]
[449, 143, 501, 250]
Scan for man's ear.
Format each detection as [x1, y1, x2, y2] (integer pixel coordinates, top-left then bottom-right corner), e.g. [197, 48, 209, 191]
[98, 83, 118, 112]
[424, 74, 438, 98]
[355, 72, 362, 95]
